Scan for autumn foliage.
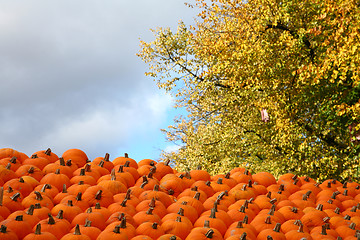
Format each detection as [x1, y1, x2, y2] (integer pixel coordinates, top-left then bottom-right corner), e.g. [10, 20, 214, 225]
[138, 0, 360, 181]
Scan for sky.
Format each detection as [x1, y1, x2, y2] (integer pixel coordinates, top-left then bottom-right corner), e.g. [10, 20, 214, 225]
[0, 1, 198, 162]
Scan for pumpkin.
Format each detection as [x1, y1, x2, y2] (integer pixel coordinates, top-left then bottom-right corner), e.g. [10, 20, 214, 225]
[161, 216, 193, 240]
[96, 224, 129, 240]
[0, 224, 18, 240]
[71, 207, 107, 230]
[60, 224, 92, 240]
[70, 220, 101, 240]
[37, 212, 71, 239]
[0, 215, 33, 239]
[23, 223, 57, 240]
[62, 149, 88, 168]
[104, 217, 136, 238]
[91, 153, 114, 172]
[136, 222, 165, 239]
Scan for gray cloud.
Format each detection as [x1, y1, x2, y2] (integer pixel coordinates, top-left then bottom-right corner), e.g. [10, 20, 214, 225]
[0, 0, 196, 160]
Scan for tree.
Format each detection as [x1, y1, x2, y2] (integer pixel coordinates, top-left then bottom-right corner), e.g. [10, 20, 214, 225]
[138, 0, 360, 181]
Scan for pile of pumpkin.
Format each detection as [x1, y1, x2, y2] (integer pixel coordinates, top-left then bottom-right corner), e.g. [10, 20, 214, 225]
[1, 148, 360, 240]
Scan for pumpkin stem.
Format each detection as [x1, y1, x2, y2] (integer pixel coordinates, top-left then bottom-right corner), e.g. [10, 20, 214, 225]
[74, 224, 81, 235]
[265, 216, 272, 224]
[164, 160, 170, 166]
[41, 184, 52, 193]
[239, 205, 246, 213]
[205, 181, 211, 187]
[117, 165, 124, 173]
[48, 214, 56, 225]
[9, 156, 17, 164]
[110, 172, 117, 181]
[294, 220, 302, 226]
[298, 224, 304, 233]
[243, 215, 249, 224]
[204, 220, 210, 228]
[205, 229, 214, 238]
[267, 236, 274, 240]
[34, 203, 41, 209]
[273, 223, 281, 232]
[113, 225, 121, 233]
[248, 179, 253, 188]
[350, 222, 356, 230]
[61, 184, 67, 193]
[119, 217, 127, 228]
[95, 190, 103, 200]
[59, 157, 66, 166]
[0, 225, 7, 233]
[302, 194, 308, 201]
[67, 200, 73, 206]
[213, 200, 219, 212]
[104, 153, 110, 161]
[344, 214, 352, 220]
[217, 178, 223, 184]
[149, 198, 156, 208]
[76, 192, 83, 201]
[79, 168, 86, 176]
[84, 164, 91, 172]
[266, 191, 272, 199]
[293, 178, 299, 185]
[10, 192, 21, 202]
[15, 215, 23, 221]
[278, 184, 285, 191]
[316, 204, 324, 211]
[291, 207, 298, 213]
[269, 198, 277, 204]
[34, 191, 44, 201]
[177, 208, 185, 216]
[321, 224, 328, 235]
[209, 208, 217, 218]
[125, 189, 132, 199]
[34, 223, 43, 235]
[168, 189, 175, 195]
[334, 207, 341, 214]
[176, 216, 182, 222]
[124, 161, 130, 167]
[95, 202, 101, 209]
[152, 222, 158, 229]
[87, 207, 93, 213]
[146, 207, 154, 215]
[31, 154, 38, 159]
[120, 199, 128, 208]
[194, 192, 201, 200]
[153, 184, 160, 191]
[303, 176, 310, 182]
[236, 221, 244, 229]
[170, 236, 177, 240]
[240, 232, 247, 240]
[26, 204, 35, 215]
[56, 210, 65, 219]
[323, 217, 330, 223]
[225, 172, 231, 179]
[28, 166, 35, 173]
[84, 219, 92, 227]
[191, 186, 198, 191]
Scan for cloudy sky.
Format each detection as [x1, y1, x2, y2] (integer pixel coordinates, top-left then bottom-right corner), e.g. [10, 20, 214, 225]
[0, 1, 197, 161]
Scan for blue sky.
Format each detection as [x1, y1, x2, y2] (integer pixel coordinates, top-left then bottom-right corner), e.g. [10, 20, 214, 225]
[0, 1, 198, 162]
